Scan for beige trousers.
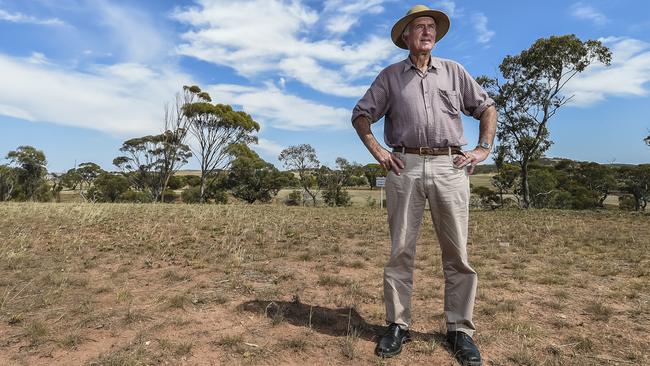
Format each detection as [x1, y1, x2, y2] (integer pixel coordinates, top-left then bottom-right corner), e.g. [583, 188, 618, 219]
[384, 151, 477, 336]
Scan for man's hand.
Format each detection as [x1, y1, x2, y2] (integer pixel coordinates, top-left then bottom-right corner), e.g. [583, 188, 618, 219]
[374, 148, 405, 175]
[453, 147, 490, 175]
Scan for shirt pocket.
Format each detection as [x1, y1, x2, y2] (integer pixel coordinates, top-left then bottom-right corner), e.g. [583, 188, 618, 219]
[437, 89, 461, 116]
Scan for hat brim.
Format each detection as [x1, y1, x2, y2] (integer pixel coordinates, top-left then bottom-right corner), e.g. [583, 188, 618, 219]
[391, 10, 450, 50]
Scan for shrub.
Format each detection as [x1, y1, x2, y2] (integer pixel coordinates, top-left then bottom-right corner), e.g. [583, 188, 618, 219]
[91, 173, 129, 202]
[619, 195, 636, 211]
[285, 190, 303, 206]
[167, 175, 185, 190]
[182, 186, 201, 204]
[184, 175, 201, 187]
[120, 189, 154, 203]
[162, 189, 178, 203]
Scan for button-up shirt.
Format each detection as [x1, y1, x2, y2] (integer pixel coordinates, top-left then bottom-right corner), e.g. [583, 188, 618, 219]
[351, 56, 494, 148]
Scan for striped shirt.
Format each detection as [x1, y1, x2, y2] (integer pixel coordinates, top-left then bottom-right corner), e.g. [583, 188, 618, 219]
[351, 56, 494, 148]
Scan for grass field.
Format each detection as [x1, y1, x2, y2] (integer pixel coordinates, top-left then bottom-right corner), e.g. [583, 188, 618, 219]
[1, 203, 648, 365]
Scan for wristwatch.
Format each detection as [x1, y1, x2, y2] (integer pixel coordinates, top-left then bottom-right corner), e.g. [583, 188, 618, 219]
[477, 141, 492, 150]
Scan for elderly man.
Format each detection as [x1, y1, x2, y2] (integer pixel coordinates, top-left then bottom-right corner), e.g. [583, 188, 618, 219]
[351, 5, 496, 365]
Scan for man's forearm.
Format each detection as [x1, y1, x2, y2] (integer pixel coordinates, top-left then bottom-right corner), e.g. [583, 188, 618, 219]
[477, 106, 497, 147]
[352, 116, 384, 158]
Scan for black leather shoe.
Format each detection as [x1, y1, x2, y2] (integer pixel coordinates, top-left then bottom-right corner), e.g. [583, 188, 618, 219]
[447, 331, 482, 366]
[375, 323, 411, 358]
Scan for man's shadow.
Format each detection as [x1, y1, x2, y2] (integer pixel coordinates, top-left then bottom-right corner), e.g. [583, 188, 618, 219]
[239, 299, 448, 348]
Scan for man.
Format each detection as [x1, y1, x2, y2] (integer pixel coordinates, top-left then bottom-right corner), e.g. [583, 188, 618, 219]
[351, 5, 497, 366]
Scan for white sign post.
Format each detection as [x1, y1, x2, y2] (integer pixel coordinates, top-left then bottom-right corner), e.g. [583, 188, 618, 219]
[376, 177, 386, 209]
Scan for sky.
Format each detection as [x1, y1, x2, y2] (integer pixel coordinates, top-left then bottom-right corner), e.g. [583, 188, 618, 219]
[1, 0, 649, 172]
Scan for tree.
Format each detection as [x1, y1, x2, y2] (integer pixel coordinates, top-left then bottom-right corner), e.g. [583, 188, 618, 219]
[226, 144, 289, 204]
[6, 146, 48, 201]
[158, 87, 201, 202]
[363, 163, 384, 190]
[183, 85, 260, 203]
[61, 168, 82, 190]
[616, 165, 650, 211]
[90, 173, 130, 202]
[0, 165, 16, 201]
[322, 158, 355, 207]
[278, 144, 321, 206]
[113, 133, 191, 202]
[573, 162, 616, 207]
[491, 164, 519, 207]
[75, 162, 104, 201]
[479, 35, 611, 208]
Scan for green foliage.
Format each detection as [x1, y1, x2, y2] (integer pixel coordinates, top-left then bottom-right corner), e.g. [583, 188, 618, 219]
[166, 175, 185, 190]
[184, 175, 201, 187]
[321, 158, 355, 207]
[363, 163, 384, 189]
[183, 85, 260, 203]
[479, 35, 611, 208]
[473, 186, 499, 209]
[0, 165, 17, 201]
[616, 165, 650, 211]
[162, 189, 178, 203]
[181, 185, 227, 204]
[90, 173, 130, 202]
[6, 146, 48, 201]
[119, 189, 154, 203]
[113, 131, 191, 202]
[285, 190, 303, 206]
[181, 186, 201, 204]
[34, 181, 53, 202]
[279, 144, 320, 205]
[618, 195, 636, 211]
[227, 144, 288, 204]
[61, 169, 82, 190]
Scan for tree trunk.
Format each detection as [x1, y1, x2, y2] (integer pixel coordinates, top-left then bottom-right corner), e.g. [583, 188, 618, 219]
[521, 161, 531, 209]
[199, 174, 206, 204]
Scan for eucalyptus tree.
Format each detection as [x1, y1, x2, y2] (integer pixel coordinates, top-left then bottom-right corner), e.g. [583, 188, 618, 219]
[278, 144, 321, 206]
[6, 145, 48, 201]
[479, 35, 611, 208]
[183, 86, 260, 203]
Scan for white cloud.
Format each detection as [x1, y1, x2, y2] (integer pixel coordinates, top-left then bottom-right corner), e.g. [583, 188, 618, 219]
[565, 37, 650, 106]
[570, 3, 608, 26]
[432, 0, 457, 18]
[472, 13, 494, 45]
[172, 0, 396, 98]
[0, 8, 65, 26]
[254, 138, 285, 159]
[323, 0, 385, 34]
[27, 52, 50, 65]
[0, 53, 193, 136]
[206, 83, 350, 131]
[92, 0, 171, 63]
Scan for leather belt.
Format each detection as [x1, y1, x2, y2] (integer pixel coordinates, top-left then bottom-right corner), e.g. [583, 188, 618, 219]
[393, 146, 462, 156]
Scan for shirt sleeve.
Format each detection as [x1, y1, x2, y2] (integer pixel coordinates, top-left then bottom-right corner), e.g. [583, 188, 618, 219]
[351, 71, 389, 124]
[457, 65, 495, 120]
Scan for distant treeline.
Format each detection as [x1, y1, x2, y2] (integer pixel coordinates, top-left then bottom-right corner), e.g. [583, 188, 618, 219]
[1, 144, 648, 211]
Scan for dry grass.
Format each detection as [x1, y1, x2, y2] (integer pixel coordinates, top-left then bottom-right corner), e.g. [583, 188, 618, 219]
[0, 202, 648, 365]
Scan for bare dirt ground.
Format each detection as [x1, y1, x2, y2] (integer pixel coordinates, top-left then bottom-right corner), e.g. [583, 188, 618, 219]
[0, 203, 648, 365]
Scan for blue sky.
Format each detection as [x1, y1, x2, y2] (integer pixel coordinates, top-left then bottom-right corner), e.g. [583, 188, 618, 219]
[1, 0, 649, 172]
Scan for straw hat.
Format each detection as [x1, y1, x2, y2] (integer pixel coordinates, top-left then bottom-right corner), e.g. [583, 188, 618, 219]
[391, 5, 450, 49]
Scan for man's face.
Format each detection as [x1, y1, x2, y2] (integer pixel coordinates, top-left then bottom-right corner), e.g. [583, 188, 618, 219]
[403, 16, 436, 53]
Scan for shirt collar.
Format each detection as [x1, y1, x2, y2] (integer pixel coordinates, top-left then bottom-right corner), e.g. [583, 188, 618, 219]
[403, 55, 441, 73]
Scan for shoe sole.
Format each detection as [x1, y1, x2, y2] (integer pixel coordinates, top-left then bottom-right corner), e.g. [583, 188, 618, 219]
[458, 358, 482, 366]
[375, 337, 411, 358]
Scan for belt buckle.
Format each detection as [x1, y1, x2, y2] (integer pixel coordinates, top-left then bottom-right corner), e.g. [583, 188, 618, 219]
[418, 147, 427, 155]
